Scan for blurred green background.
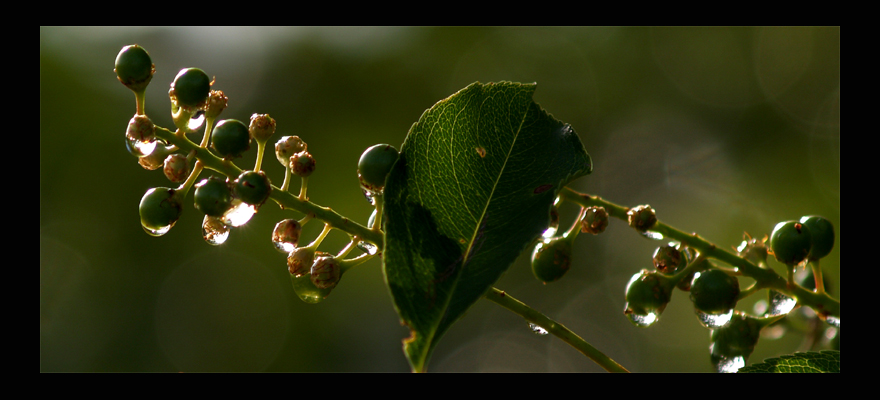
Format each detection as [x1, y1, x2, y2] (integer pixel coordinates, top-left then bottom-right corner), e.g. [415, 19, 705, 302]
[40, 26, 839, 372]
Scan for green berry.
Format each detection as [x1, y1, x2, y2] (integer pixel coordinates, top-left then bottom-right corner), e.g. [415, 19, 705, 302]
[211, 119, 251, 159]
[139, 187, 184, 236]
[531, 236, 573, 283]
[799, 215, 835, 261]
[115, 45, 154, 92]
[652, 244, 683, 274]
[690, 269, 740, 315]
[290, 151, 316, 178]
[311, 255, 342, 289]
[275, 136, 307, 166]
[234, 170, 272, 207]
[709, 312, 762, 370]
[581, 206, 608, 235]
[627, 205, 657, 232]
[624, 270, 673, 326]
[358, 144, 399, 193]
[193, 176, 234, 217]
[170, 68, 211, 109]
[770, 221, 812, 265]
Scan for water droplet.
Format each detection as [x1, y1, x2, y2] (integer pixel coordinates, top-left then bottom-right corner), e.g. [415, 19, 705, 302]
[272, 219, 301, 253]
[222, 200, 256, 227]
[126, 133, 157, 157]
[712, 354, 746, 373]
[202, 215, 230, 245]
[143, 222, 173, 237]
[529, 323, 549, 335]
[362, 189, 375, 205]
[767, 290, 797, 316]
[273, 241, 295, 253]
[640, 230, 664, 240]
[824, 315, 840, 328]
[541, 226, 558, 238]
[624, 308, 659, 327]
[290, 273, 330, 304]
[696, 308, 734, 329]
[357, 241, 378, 255]
[188, 110, 206, 132]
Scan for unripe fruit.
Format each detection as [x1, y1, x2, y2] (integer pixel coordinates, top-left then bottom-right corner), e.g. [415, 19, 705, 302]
[125, 114, 157, 158]
[290, 151, 316, 178]
[652, 243, 683, 274]
[193, 176, 234, 217]
[139, 187, 184, 236]
[234, 170, 272, 207]
[624, 270, 673, 326]
[770, 221, 812, 265]
[211, 119, 251, 159]
[126, 114, 155, 144]
[115, 45, 154, 92]
[581, 206, 608, 235]
[531, 236, 573, 283]
[709, 311, 762, 368]
[358, 144, 399, 193]
[799, 215, 835, 261]
[627, 205, 657, 232]
[163, 154, 189, 183]
[275, 136, 307, 166]
[249, 113, 276, 143]
[205, 90, 228, 120]
[690, 269, 740, 315]
[311, 255, 342, 289]
[272, 219, 302, 253]
[288, 247, 316, 277]
[170, 68, 211, 109]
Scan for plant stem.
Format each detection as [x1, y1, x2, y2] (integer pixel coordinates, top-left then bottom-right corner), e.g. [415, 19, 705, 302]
[135, 91, 146, 116]
[558, 186, 840, 319]
[483, 287, 629, 373]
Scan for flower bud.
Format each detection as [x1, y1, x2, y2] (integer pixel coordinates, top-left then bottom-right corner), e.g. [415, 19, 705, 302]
[249, 113, 276, 143]
[581, 206, 608, 235]
[627, 205, 657, 232]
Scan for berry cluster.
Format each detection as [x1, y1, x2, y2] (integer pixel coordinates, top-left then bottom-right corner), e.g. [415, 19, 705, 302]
[551, 188, 839, 372]
[617, 214, 838, 372]
[116, 45, 396, 304]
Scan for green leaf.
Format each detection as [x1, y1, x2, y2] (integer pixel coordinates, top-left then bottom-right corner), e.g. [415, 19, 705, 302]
[383, 82, 592, 372]
[738, 350, 840, 373]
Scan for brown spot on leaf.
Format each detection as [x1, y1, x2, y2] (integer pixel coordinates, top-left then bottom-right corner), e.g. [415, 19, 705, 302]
[533, 184, 553, 194]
